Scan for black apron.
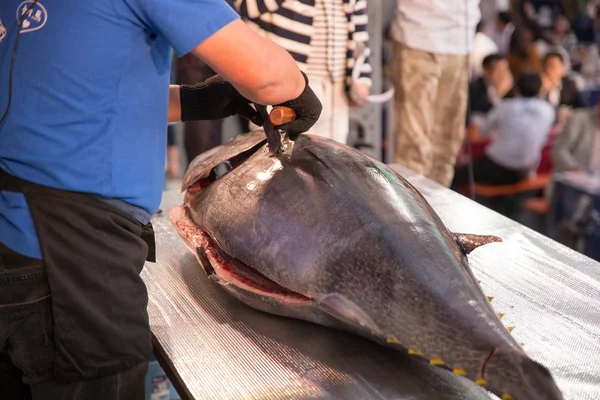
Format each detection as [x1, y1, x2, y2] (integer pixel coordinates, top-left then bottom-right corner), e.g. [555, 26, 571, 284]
[0, 169, 156, 383]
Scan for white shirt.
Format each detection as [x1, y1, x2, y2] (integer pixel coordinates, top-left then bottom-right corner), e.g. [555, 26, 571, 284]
[483, 98, 556, 170]
[547, 82, 562, 107]
[495, 0, 509, 10]
[470, 32, 499, 77]
[390, 0, 482, 55]
[480, 0, 509, 23]
[486, 22, 513, 55]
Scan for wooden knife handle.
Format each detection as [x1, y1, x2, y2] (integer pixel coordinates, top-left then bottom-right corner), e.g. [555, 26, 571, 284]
[269, 106, 297, 126]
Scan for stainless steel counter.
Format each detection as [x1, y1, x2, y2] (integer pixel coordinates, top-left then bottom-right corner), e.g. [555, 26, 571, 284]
[143, 164, 600, 400]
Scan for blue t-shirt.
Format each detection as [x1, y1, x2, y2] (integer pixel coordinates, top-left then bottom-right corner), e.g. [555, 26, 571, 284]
[0, 0, 239, 259]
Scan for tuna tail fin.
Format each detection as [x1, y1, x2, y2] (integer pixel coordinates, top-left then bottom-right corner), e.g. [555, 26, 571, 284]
[453, 233, 502, 255]
[484, 349, 564, 400]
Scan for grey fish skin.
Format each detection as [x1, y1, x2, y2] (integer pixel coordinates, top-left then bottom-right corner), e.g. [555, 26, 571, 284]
[170, 131, 563, 400]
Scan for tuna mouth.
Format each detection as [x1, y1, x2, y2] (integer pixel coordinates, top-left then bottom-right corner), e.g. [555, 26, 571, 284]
[169, 205, 313, 305]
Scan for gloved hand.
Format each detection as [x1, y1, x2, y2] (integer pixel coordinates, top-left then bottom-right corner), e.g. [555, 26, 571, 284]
[179, 75, 264, 126]
[273, 71, 322, 140]
[179, 71, 322, 141]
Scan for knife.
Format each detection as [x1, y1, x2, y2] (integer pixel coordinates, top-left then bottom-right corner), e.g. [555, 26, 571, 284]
[255, 104, 297, 155]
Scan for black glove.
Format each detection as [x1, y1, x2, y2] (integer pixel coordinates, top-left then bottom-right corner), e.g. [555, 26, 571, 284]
[274, 71, 322, 140]
[179, 72, 322, 141]
[179, 75, 264, 126]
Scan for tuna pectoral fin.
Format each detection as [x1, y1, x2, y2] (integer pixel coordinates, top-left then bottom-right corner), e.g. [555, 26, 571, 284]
[196, 246, 215, 276]
[182, 130, 267, 191]
[453, 233, 502, 255]
[318, 293, 381, 333]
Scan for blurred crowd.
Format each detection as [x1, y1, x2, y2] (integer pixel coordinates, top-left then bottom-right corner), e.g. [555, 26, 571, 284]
[459, 1, 600, 191]
[165, 0, 600, 225]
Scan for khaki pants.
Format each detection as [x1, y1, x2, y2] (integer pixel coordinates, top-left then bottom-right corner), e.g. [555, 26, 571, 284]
[391, 42, 469, 187]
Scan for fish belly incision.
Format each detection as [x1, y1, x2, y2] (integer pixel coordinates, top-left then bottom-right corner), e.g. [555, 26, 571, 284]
[170, 205, 312, 306]
[200, 234, 313, 305]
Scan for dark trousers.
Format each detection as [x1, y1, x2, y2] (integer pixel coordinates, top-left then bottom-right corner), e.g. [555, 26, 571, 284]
[167, 125, 176, 146]
[0, 243, 149, 399]
[451, 154, 529, 189]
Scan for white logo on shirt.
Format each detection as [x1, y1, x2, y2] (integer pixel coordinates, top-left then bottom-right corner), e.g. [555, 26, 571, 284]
[16, 1, 47, 34]
[0, 9, 7, 43]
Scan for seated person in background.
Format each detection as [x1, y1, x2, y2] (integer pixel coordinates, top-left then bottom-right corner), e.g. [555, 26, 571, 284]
[452, 71, 556, 189]
[580, 8, 600, 85]
[551, 105, 600, 174]
[552, 13, 579, 57]
[487, 11, 513, 55]
[541, 52, 586, 110]
[507, 24, 543, 76]
[471, 22, 500, 77]
[524, 12, 574, 72]
[469, 54, 514, 117]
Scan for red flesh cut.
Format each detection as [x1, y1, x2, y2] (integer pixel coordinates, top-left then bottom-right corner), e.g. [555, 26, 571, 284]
[170, 205, 312, 305]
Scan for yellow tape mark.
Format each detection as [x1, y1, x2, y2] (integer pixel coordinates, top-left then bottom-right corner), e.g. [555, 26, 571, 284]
[408, 348, 423, 356]
[475, 378, 488, 386]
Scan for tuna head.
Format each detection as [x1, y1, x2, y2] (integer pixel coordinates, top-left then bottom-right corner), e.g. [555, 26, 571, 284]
[169, 131, 563, 400]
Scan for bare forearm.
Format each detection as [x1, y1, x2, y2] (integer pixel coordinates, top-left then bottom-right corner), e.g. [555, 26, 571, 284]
[168, 85, 182, 123]
[230, 40, 305, 105]
[191, 20, 305, 105]
[168, 20, 317, 128]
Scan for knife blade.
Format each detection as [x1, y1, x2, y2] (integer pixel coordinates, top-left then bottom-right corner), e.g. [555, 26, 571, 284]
[255, 105, 297, 155]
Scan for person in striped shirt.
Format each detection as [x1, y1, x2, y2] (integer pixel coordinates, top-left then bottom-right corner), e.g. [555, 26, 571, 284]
[235, 0, 373, 144]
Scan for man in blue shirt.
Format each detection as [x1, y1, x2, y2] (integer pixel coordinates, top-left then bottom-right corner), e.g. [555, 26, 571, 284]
[0, 0, 322, 398]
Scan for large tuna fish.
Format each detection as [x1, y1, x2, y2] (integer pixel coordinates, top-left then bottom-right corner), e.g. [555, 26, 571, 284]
[169, 130, 563, 400]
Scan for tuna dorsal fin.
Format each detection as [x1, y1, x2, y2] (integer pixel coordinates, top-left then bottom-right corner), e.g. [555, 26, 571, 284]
[453, 233, 502, 255]
[319, 293, 381, 333]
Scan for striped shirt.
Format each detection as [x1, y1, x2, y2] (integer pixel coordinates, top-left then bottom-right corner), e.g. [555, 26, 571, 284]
[234, 0, 372, 89]
[307, 0, 347, 82]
